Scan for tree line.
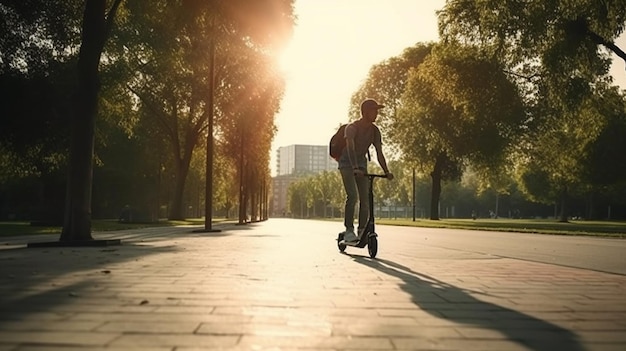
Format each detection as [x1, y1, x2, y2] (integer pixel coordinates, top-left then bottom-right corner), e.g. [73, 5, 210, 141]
[285, 161, 610, 221]
[0, 0, 295, 241]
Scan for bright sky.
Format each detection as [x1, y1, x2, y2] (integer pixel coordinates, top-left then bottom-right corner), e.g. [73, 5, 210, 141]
[271, 0, 626, 176]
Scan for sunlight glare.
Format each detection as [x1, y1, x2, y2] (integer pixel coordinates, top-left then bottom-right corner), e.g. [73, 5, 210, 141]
[277, 45, 298, 76]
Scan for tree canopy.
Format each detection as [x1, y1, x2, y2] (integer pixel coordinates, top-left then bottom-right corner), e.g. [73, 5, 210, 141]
[438, 0, 626, 104]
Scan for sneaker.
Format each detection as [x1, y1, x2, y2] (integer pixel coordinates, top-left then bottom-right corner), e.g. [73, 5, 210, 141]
[343, 229, 358, 242]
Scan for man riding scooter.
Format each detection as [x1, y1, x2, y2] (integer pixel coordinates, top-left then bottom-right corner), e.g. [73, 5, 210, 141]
[337, 98, 394, 243]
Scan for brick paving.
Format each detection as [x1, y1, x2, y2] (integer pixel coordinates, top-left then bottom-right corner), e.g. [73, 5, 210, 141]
[0, 219, 625, 350]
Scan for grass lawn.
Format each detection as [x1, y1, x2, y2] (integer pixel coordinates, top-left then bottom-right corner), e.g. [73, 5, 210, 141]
[2, 218, 625, 238]
[377, 218, 626, 238]
[0, 218, 215, 238]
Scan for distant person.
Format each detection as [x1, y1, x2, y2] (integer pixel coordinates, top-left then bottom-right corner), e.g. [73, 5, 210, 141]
[119, 205, 132, 222]
[338, 98, 394, 242]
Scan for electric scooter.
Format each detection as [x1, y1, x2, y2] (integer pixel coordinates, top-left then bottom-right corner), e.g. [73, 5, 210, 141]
[337, 173, 388, 258]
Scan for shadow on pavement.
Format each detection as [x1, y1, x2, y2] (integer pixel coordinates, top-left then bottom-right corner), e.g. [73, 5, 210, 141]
[0, 223, 238, 247]
[0, 242, 179, 325]
[0, 221, 266, 330]
[0, 221, 263, 328]
[352, 256, 586, 351]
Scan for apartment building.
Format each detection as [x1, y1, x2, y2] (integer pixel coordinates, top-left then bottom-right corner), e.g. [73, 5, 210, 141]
[271, 144, 335, 216]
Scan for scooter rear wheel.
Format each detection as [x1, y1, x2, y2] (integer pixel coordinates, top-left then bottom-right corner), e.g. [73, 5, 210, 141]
[367, 235, 378, 258]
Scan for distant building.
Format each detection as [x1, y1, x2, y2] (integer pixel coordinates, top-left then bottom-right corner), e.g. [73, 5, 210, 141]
[271, 144, 335, 216]
[275, 144, 334, 176]
[271, 174, 300, 217]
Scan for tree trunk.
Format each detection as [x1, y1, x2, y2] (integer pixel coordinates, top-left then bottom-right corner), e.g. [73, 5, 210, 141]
[429, 155, 444, 220]
[558, 187, 569, 223]
[250, 178, 257, 222]
[257, 183, 263, 222]
[61, 0, 108, 241]
[238, 138, 246, 224]
[168, 163, 190, 220]
[167, 119, 198, 220]
[494, 193, 499, 219]
[263, 180, 268, 220]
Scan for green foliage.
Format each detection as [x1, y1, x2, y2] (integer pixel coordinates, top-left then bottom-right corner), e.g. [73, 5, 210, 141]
[513, 81, 623, 209]
[282, 159, 626, 221]
[401, 44, 524, 163]
[350, 43, 434, 125]
[583, 88, 626, 186]
[430, 2, 626, 218]
[439, 0, 626, 72]
[286, 171, 343, 219]
[0, 1, 295, 224]
[0, 61, 75, 179]
[372, 160, 407, 208]
[0, 0, 83, 74]
[104, 0, 294, 220]
[439, 0, 626, 115]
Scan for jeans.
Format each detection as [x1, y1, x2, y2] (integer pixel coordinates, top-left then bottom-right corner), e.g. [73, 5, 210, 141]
[340, 168, 369, 231]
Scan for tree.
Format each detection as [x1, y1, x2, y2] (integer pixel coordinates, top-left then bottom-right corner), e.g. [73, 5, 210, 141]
[463, 165, 515, 219]
[213, 42, 287, 223]
[392, 44, 525, 219]
[516, 82, 626, 221]
[287, 179, 308, 218]
[325, 169, 344, 218]
[311, 172, 329, 218]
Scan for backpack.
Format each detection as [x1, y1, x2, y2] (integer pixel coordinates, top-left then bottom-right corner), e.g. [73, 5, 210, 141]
[329, 124, 347, 161]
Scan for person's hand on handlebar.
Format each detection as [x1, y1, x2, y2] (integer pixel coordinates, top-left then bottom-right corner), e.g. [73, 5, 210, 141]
[385, 172, 394, 180]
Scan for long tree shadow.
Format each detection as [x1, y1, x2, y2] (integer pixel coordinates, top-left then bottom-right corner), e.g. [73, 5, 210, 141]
[0, 241, 182, 325]
[351, 256, 586, 351]
[0, 221, 251, 329]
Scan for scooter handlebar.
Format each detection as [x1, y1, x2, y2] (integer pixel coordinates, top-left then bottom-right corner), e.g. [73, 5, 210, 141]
[364, 173, 389, 178]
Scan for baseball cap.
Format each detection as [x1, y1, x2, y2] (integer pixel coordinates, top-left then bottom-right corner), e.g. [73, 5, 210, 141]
[361, 98, 385, 111]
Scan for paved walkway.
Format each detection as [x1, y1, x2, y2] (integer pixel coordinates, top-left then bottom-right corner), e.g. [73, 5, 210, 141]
[0, 218, 625, 350]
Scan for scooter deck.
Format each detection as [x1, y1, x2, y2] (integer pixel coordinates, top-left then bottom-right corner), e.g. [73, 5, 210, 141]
[338, 232, 376, 248]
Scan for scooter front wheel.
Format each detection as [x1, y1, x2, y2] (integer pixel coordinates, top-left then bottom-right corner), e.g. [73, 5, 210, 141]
[337, 233, 346, 253]
[367, 235, 378, 258]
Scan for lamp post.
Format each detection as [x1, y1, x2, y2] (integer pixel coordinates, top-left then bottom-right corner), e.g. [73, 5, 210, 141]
[412, 167, 416, 222]
[198, 39, 220, 233]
